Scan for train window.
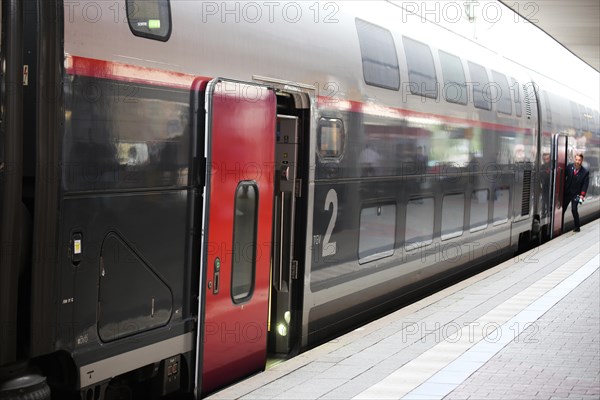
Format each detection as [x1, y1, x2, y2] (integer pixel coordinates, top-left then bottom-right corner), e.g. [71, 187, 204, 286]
[586, 107, 595, 131]
[493, 187, 510, 225]
[231, 182, 258, 303]
[355, 19, 400, 90]
[468, 61, 491, 110]
[579, 104, 589, 132]
[126, 0, 171, 41]
[441, 194, 464, 240]
[470, 189, 489, 232]
[439, 50, 467, 105]
[491, 71, 512, 115]
[510, 77, 523, 117]
[570, 101, 582, 131]
[403, 37, 438, 99]
[318, 118, 345, 160]
[405, 197, 434, 251]
[358, 203, 396, 264]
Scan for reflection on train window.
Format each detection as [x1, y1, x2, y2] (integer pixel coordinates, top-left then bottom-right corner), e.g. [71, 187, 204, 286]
[403, 37, 438, 99]
[493, 187, 510, 225]
[586, 107, 594, 133]
[470, 189, 489, 232]
[492, 71, 512, 115]
[318, 118, 345, 159]
[231, 182, 258, 303]
[468, 61, 491, 110]
[441, 194, 464, 240]
[359, 204, 396, 264]
[510, 77, 523, 117]
[439, 50, 467, 105]
[579, 103, 589, 132]
[355, 19, 400, 90]
[126, 0, 171, 41]
[405, 197, 434, 251]
[570, 101, 582, 131]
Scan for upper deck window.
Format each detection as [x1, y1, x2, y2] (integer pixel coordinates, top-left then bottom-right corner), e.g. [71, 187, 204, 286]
[468, 61, 491, 110]
[126, 0, 171, 41]
[492, 71, 512, 115]
[355, 19, 400, 90]
[439, 50, 467, 105]
[403, 37, 438, 99]
[511, 77, 523, 117]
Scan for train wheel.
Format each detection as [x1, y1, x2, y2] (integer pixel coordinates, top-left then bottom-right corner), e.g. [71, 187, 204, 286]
[0, 373, 50, 400]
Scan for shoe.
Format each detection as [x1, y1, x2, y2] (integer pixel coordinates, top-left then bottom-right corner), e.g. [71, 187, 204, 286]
[574, 228, 581, 232]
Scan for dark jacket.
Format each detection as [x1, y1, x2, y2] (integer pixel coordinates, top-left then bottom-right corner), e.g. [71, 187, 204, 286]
[565, 163, 590, 199]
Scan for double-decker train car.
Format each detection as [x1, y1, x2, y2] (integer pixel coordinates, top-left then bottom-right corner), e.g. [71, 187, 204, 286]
[1, 1, 598, 399]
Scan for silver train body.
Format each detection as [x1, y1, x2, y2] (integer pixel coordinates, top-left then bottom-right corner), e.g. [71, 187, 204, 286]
[1, 1, 598, 399]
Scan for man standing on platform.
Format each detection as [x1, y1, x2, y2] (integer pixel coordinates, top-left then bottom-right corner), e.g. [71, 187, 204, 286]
[563, 153, 589, 232]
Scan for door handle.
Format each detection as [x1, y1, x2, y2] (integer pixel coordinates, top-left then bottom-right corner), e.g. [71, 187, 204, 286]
[212, 257, 220, 295]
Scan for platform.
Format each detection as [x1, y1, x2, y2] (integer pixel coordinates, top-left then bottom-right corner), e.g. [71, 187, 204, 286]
[207, 222, 600, 400]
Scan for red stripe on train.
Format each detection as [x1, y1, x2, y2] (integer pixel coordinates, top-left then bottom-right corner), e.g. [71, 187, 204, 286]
[65, 55, 533, 133]
[316, 96, 533, 133]
[65, 55, 200, 89]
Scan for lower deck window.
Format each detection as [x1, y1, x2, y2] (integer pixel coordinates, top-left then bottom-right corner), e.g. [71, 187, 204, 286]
[441, 194, 464, 240]
[405, 197, 434, 250]
[470, 189, 489, 232]
[493, 187, 510, 224]
[359, 204, 396, 263]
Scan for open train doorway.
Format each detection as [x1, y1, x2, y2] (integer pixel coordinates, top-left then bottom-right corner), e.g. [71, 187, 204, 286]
[550, 133, 568, 238]
[267, 88, 311, 363]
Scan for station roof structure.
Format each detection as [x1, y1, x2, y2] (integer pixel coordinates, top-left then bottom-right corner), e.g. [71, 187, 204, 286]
[500, 0, 600, 72]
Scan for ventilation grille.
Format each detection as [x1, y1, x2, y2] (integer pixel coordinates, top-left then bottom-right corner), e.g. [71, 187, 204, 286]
[523, 84, 532, 118]
[521, 170, 532, 216]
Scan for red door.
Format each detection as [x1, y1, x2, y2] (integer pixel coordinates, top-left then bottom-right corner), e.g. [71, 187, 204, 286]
[197, 79, 276, 395]
[551, 134, 567, 238]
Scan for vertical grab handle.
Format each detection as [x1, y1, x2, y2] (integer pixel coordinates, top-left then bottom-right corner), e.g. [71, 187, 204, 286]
[212, 257, 220, 295]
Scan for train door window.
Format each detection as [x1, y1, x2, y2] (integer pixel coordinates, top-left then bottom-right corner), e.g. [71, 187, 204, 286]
[403, 37, 438, 99]
[510, 77, 523, 117]
[231, 182, 258, 303]
[355, 19, 400, 90]
[405, 197, 434, 251]
[491, 71, 512, 115]
[318, 118, 345, 160]
[358, 203, 396, 264]
[126, 0, 171, 41]
[468, 61, 491, 110]
[441, 194, 464, 240]
[470, 189, 489, 232]
[439, 50, 467, 105]
[493, 187, 510, 225]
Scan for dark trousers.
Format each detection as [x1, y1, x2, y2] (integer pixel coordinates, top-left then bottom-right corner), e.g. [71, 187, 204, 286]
[563, 195, 581, 229]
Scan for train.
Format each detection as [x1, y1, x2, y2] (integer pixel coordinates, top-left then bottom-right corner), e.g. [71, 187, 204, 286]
[1, 1, 598, 399]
